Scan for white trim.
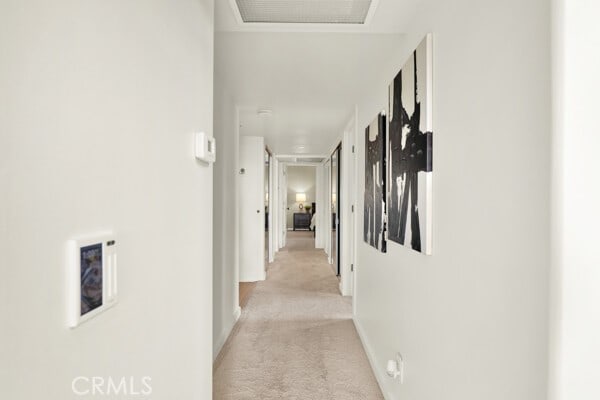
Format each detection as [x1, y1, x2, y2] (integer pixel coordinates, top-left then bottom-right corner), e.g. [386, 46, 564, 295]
[228, 0, 245, 25]
[315, 163, 326, 249]
[240, 270, 266, 283]
[424, 33, 434, 256]
[352, 104, 359, 316]
[324, 159, 332, 262]
[233, 106, 241, 315]
[233, 306, 242, 321]
[353, 317, 392, 400]
[269, 156, 277, 262]
[327, 134, 345, 157]
[277, 162, 288, 249]
[363, 0, 380, 25]
[213, 306, 242, 361]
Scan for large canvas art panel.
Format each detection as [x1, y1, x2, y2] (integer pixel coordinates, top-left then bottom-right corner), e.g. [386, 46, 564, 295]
[388, 34, 433, 255]
[364, 112, 387, 253]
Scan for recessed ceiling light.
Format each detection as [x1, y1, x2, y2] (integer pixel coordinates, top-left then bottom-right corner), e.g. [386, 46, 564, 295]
[233, 0, 376, 25]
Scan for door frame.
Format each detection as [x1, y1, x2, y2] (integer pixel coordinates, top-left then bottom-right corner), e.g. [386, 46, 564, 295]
[341, 113, 357, 298]
[331, 143, 342, 276]
[265, 147, 275, 264]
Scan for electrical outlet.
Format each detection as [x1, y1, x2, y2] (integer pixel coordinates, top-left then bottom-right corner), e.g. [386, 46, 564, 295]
[386, 353, 404, 384]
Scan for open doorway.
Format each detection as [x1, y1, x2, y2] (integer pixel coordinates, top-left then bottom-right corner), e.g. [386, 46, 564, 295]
[286, 165, 317, 249]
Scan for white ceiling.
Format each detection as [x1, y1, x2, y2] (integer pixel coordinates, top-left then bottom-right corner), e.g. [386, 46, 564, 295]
[239, 105, 350, 156]
[215, 0, 418, 155]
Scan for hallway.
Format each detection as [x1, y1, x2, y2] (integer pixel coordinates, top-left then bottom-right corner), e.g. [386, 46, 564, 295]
[213, 232, 383, 399]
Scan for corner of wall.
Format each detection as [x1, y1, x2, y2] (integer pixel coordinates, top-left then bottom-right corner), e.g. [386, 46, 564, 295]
[213, 306, 242, 361]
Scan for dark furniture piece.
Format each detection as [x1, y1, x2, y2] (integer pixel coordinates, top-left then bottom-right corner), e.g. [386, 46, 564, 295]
[293, 213, 311, 231]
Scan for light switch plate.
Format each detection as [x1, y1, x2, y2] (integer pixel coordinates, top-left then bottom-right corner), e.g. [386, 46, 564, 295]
[195, 132, 216, 163]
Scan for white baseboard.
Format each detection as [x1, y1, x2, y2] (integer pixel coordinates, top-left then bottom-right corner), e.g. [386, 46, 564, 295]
[353, 317, 393, 400]
[240, 269, 267, 283]
[239, 271, 266, 283]
[213, 306, 242, 360]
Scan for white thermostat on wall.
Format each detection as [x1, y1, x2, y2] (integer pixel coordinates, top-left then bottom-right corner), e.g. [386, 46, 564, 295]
[67, 233, 118, 328]
[195, 131, 216, 163]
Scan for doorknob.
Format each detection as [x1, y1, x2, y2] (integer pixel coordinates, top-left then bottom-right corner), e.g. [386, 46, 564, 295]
[257, 210, 260, 213]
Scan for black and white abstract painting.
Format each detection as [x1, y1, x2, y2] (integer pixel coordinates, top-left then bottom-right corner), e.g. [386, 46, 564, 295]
[364, 112, 387, 253]
[388, 35, 433, 255]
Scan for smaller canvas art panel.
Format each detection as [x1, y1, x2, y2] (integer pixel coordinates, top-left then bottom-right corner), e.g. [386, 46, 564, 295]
[364, 112, 387, 253]
[387, 34, 433, 255]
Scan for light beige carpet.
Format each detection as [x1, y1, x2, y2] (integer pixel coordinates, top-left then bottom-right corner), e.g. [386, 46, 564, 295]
[213, 231, 383, 400]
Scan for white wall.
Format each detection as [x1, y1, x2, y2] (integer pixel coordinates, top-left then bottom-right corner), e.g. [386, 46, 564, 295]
[0, 1, 214, 398]
[212, 93, 240, 357]
[353, 1, 551, 399]
[286, 166, 316, 228]
[549, 1, 600, 399]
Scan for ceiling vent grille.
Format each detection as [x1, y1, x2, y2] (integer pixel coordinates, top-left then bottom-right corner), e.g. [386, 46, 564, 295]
[234, 0, 374, 24]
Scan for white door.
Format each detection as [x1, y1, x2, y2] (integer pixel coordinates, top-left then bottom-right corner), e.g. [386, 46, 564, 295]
[239, 136, 265, 282]
[345, 116, 356, 297]
[338, 115, 357, 297]
[268, 154, 275, 263]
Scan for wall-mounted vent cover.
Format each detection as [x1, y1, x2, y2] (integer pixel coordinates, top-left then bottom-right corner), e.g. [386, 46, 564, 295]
[234, 0, 374, 24]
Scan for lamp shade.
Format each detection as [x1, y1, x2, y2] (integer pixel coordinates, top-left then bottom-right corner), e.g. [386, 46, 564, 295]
[296, 193, 306, 202]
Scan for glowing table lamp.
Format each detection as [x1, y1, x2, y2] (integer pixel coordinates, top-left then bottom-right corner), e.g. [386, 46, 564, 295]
[296, 193, 306, 210]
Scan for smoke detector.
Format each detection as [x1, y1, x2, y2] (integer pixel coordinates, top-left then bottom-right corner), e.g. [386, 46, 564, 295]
[231, 0, 378, 25]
